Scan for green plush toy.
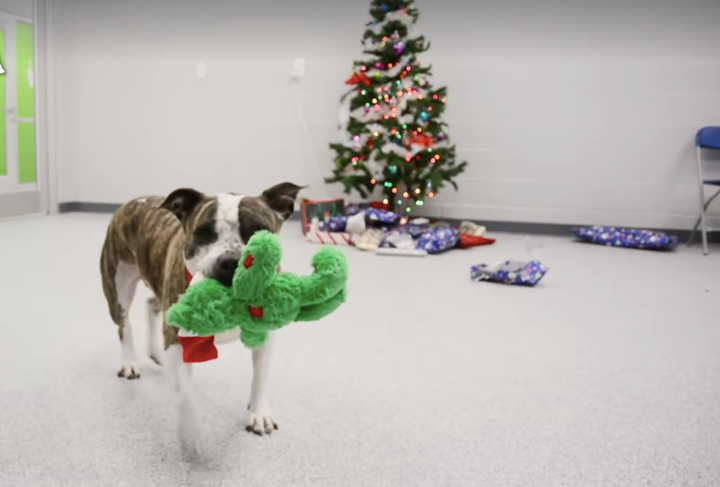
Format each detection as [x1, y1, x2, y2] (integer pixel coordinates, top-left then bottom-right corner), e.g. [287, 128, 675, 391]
[167, 230, 348, 362]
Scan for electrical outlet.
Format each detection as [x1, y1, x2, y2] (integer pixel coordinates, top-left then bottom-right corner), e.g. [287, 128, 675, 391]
[292, 58, 305, 77]
[196, 62, 206, 78]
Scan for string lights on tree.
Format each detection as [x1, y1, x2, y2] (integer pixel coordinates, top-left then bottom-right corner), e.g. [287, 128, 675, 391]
[327, 0, 467, 214]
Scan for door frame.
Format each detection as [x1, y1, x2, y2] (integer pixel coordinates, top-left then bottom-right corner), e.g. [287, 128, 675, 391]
[0, 0, 56, 215]
[0, 15, 21, 195]
[35, 0, 57, 214]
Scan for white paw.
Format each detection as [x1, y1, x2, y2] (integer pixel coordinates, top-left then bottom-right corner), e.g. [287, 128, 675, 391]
[246, 405, 278, 436]
[117, 362, 140, 380]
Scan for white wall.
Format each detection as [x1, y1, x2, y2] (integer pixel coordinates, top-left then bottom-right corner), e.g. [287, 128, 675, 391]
[53, 0, 720, 229]
[0, 0, 32, 18]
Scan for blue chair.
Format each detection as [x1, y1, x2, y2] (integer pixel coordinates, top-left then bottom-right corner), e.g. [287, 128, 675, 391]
[688, 127, 720, 255]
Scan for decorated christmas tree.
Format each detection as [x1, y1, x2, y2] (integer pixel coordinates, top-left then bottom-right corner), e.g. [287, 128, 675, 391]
[327, 0, 467, 216]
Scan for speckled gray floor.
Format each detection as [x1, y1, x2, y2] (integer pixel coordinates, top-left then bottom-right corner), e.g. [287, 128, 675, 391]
[1, 213, 719, 487]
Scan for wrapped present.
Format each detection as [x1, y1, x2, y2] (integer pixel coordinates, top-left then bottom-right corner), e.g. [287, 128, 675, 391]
[305, 231, 352, 245]
[573, 226, 678, 251]
[355, 228, 385, 251]
[403, 223, 428, 239]
[459, 221, 486, 237]
[415, 226, 460, 254]
[300, 198, 346, 235]
[320, 216, 348, 232]
[305, 217, 352, 245]
[380, 230, 415, 250]
[368, 201, 390, 211]
[346, 203, 370, 216]
[365, 208, 401, 225]
[347, 201, 389, 215]
[471, 260, 547, 286]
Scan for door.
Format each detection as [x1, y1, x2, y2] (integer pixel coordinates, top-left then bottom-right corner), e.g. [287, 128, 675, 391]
[0, 13, 42, 218]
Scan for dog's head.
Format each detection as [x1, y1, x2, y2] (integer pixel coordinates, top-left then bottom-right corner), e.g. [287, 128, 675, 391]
[160, 182, 304, 287]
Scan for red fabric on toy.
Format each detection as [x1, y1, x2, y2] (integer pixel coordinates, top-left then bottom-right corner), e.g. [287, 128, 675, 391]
[248, 305, 264, 318]
[244, 254, 254, 269]
[177, 335, 218, 363]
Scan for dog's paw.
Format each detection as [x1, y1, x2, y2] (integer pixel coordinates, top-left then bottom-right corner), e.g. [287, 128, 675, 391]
[117, 363, 140, 380]
[178, 396, 201, 447]
[245, 406, 278, 436]
[149, 351, 165, 367]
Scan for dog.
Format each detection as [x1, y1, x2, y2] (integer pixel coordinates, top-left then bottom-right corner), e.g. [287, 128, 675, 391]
[99, 182, 303, 442]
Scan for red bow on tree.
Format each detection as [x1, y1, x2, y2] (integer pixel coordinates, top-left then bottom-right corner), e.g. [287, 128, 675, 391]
[408, 134, 434, 148]
[345, 71, 371, 87]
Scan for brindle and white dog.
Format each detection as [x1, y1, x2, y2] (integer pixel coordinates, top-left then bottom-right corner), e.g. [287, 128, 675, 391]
[99, 182, 303, 441]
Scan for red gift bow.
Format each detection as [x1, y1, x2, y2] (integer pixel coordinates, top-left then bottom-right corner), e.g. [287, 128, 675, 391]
[345, 72, 371, 87]
[408, 134, 434, 148]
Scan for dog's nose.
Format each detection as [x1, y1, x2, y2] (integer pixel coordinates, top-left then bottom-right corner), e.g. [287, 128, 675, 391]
[211, 258, 239, 287]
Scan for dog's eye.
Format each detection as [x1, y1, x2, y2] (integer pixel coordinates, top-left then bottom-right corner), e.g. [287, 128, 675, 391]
[240, 220, 268, 244]
[194, 224, 218, 245]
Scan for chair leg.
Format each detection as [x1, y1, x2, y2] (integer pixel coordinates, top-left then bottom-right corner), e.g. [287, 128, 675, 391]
[696, 146, 709, 255]
[687, 187, 720, 247]
[687, 216, 702, 247]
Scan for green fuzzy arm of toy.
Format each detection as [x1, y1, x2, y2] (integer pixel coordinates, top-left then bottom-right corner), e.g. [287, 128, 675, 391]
[299, 246, 349, 306]
[296, 286, 347, 322]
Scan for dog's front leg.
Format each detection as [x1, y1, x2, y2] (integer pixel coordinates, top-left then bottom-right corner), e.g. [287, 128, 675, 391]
[167, 344, 201, 449]
[246, 334, 278, 435]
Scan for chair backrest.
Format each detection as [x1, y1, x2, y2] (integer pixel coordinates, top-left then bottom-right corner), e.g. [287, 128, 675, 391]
[697, 127, 720, 150]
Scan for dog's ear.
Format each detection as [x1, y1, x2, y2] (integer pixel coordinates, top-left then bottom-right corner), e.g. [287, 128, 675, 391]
[261, 182, 305, 220]
[161, 188, 205, 222]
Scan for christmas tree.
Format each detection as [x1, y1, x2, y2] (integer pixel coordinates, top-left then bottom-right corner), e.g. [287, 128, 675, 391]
[327, 0, 467, 216]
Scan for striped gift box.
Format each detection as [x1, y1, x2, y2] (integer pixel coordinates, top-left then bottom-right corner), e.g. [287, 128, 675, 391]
[304, 231, 352, 245]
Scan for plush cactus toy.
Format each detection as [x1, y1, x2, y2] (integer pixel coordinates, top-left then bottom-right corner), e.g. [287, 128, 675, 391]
[167, 230, 348, 362]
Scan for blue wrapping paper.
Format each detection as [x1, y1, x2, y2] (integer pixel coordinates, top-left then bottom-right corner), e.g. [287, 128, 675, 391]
[403, 223, 427, 239]
[346, 203, 368, 217]
[379, 223, 427, 245]
[365, 208, 401, 224]
[415, 226, 460, 254]
[573, 226, 678, 250]
[471, 260, 547, 286]
[320, 216, 347, 232]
